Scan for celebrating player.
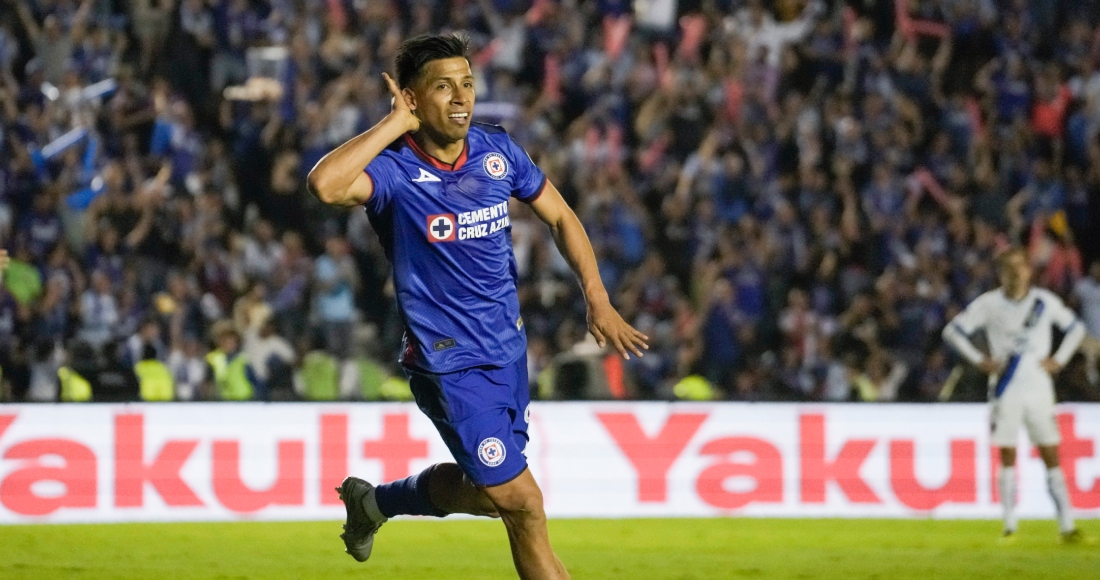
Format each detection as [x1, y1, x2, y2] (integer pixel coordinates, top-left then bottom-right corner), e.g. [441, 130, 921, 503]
[942, 247, 1086, 542]
[306, 34, 647, 578]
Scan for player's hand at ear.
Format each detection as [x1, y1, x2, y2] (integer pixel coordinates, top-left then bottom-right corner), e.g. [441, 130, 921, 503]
[382, 72, 419, 133]
[1040, 357, 1061, 375]
[587, 300, 649, 360]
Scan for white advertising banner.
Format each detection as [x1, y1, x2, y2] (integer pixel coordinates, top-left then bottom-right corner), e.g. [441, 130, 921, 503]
[0, 403, 1098, 523]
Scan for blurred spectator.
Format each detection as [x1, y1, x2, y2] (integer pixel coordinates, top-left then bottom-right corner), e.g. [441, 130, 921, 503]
[243, 219, 283, 284]
[1074, 261, 1100, 387]
[168, 334, 207, 401]
[90, 341, 140, 402]
[134, 342, 174, 401]
[125, 316, 166, 366]
[206, 319, 250, 400]
[313, 236, 358, 360]
[243, 311, 295, 401]
[78, 269, 119, 349]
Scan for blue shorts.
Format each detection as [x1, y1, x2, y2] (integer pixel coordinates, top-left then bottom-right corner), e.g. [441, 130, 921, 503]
[405, 356, 530, 487]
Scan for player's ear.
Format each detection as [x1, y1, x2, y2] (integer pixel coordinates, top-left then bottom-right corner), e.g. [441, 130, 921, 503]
[401, 87, 417, 111]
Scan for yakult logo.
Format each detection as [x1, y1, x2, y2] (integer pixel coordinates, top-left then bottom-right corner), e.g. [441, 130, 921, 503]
[0, 404, 1098, 522]
[594, 410, 1100, 513]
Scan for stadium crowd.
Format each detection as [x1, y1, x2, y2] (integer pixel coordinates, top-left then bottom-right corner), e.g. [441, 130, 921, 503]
[1, 0, 1099, 403]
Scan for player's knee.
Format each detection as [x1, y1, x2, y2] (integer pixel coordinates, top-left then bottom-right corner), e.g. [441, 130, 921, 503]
[1038, 445, 1060, 468]
[490, 485, 546, 524]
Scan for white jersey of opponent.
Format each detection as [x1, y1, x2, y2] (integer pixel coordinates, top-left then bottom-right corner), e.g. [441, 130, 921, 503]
[948, 287, 1079, 398]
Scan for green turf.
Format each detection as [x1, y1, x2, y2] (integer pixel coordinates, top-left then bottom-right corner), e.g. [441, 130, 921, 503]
[0, 518, 1097, 579]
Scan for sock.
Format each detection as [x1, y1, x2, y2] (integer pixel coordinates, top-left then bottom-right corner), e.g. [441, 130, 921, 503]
[999, 466, 1017, 533]
[373, 465, 448, 519]
[1046, 467, 1075, 533]
[361, 485, 388, 523]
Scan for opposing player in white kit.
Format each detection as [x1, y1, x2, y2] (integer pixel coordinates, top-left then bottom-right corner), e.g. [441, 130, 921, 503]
[942, 248, 1087, 542]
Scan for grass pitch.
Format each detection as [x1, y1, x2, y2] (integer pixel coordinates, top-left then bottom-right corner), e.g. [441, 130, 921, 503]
[1, 518, 1097, 579]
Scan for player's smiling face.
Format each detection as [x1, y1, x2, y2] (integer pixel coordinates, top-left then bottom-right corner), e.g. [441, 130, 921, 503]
[408, 57, 475, 145]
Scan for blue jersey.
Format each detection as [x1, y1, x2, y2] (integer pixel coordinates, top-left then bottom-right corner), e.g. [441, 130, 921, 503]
[364, 123, 547, 373]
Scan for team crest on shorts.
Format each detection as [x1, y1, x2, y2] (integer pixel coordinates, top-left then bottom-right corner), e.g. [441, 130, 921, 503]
[426, 214, 456, 242]
[483, 153, 508, 180]
[478, 437, 506, 467]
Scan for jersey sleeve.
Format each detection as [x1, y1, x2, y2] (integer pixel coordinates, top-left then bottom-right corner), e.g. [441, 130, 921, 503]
[1044, 291, 1080, 331]
[364, 154, 401, 211]
[950, 294, 988, 335]
[504, 135, 547, 203]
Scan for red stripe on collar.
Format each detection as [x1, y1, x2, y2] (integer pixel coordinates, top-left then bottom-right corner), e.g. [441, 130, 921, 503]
[403, 134, 468, 171]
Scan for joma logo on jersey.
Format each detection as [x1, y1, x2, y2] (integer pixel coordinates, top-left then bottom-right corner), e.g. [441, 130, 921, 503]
[483, 153, 508, 180]
[427, 214, 456, 242]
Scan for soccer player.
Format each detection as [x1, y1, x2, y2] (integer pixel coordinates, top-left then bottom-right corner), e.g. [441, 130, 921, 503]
[942, 247, 1086, 542]
[306, 34, 647, 579]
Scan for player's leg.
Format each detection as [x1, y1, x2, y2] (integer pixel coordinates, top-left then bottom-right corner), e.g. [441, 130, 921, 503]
[481, 467, 570, 580]
[991, 398, 1023, 537]
[477, 357, 567, 579]
[996, 446, 1018, 537]
[337, 461, 501, 561]
[336, 367, 501, 562]
[426, 461, 499, 517]
[1035, 444, 1078, 539]
[1025, 397, 1079, 540]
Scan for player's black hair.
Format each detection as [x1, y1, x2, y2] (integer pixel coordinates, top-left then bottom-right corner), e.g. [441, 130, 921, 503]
[395, 34, 470, 89]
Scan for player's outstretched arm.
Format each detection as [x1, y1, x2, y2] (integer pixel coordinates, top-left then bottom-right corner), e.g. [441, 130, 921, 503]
[529, 182, 649, 359]
[307, 73, 419, 207]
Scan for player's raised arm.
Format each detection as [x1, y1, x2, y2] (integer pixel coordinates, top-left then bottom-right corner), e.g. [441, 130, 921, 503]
[528, 181, 649, 359]
[307, 73, 419, 207]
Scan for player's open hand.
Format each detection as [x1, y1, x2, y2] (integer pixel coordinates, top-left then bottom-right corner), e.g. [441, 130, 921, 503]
[1040, 357, 1061, 375]
[587, 300, 649, 360]
[382, 72, 419, 133]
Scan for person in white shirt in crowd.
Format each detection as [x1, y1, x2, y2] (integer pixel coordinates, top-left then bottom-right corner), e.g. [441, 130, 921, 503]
[125, 316, 166, 366]
[78, 269, 120, 350]
[312, 235, 359, 361]
[942, 247, 1087, 543]
[243, 219, 284, 285]
[1071, 260, 1100, 386]
[243, 310, 295, 401]
[168, 334, 208, 401]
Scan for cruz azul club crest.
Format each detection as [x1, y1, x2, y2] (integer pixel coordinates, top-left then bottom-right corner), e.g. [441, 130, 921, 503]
[478, 437, 506, 467]
[483, 152, 508, 180]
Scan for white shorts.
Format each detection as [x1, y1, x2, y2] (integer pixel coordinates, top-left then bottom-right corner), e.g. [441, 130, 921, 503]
[989, 387, 1061, 448]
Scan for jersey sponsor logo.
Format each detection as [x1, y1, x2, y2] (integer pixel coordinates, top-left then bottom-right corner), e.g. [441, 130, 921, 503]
[456, 201, 510, 241]
[412, 168, 442, 183]
[483, 152, 508, 180]
[478, 437, 506, 467]
[426, 214, 456, 242]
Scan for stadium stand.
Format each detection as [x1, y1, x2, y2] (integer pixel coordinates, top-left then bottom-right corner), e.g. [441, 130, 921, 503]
[0, 0, 1098, 403]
